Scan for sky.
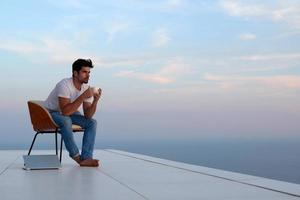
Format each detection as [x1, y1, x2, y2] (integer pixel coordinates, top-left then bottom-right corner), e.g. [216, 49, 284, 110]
[0, 0, 300, 148]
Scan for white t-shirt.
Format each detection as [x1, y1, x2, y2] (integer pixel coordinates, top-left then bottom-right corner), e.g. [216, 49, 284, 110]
[43, 78, 93, 112]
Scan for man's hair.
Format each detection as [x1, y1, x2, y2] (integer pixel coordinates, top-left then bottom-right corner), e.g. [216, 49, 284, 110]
[72, 58, 94, 74]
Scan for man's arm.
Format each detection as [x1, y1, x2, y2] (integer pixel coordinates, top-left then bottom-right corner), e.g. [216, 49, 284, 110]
[59, 88, 93, 116]
[83, 89, 102, 119]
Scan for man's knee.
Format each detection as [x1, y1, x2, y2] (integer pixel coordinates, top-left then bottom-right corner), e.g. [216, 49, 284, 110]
[87, 118, 97, 128]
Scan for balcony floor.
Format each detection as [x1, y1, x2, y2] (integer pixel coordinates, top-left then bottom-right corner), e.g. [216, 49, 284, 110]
[0, 149, 299, 200]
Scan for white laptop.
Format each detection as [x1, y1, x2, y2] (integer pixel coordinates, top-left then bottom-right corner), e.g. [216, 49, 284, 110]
[23, 155, 61, 170]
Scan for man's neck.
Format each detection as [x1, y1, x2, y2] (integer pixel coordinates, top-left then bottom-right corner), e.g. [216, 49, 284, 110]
[72, 77, 82, 91]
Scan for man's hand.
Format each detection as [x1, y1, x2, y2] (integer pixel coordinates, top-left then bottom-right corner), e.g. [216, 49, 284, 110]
[93, 88, 102, 102]
[82, 87, 94, 99]
[83, 88, 102, 118]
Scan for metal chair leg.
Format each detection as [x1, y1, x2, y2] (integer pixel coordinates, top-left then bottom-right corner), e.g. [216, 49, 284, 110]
[60, 136, 63, 162]
[55, 130, 58, 156]
[28, 132, 40, 155]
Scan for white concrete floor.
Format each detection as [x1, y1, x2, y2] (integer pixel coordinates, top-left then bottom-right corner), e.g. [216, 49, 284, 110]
[0, 149, 299, 200]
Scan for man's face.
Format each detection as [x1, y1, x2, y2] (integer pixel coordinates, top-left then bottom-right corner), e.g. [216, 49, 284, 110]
[74, 66, 91, 84]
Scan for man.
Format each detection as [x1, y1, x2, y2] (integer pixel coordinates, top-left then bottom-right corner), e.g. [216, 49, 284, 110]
[44, 58, 101, 167]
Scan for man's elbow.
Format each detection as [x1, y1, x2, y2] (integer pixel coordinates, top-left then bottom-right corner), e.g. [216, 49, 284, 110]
[62, 112, 70, 116]
[83, 112, 92, 119]
[84, 115, 92, 119]
[61, 109, 71, 116]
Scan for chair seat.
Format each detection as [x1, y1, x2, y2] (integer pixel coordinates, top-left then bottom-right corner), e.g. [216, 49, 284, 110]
[72, 124, 84, 131]
[37, 125, 84, 133]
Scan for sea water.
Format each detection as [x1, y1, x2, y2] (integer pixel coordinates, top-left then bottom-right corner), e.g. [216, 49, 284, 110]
[98, 138, 300, 184]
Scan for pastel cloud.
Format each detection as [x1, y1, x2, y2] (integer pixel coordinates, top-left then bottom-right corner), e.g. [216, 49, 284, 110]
[219, 0, 300, 28]
[152, 28, 171, 47]
[166, 0, 183, 8]
[239, 33, 256, 40]
[219, 0, 267, 17]
[115, 58, 190, 84]
[115, 70, 173, 84]
[234, 52, 300, 61]
[0, 40, 43, 54]
[105, 20, 130, 43]
[204, 74, 300, 90]
[0, 36, 100, 64]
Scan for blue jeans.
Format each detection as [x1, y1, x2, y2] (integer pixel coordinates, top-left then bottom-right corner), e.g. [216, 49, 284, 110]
[50, 111, 97, 160]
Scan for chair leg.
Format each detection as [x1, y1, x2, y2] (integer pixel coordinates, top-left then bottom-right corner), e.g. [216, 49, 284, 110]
[55, 130, 58, 156]
[28, 132, 40, 155]
[60, 136, 63, 162]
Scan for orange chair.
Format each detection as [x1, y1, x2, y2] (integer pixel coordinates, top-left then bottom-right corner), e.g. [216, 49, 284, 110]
[27, 101, 84, 162]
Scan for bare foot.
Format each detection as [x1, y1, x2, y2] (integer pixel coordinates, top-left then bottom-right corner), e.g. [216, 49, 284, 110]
[72, 155, 81, 164]
[79, 159, 99, 167]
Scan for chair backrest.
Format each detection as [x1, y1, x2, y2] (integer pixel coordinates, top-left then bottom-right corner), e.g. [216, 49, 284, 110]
[28, 100, 58, 132]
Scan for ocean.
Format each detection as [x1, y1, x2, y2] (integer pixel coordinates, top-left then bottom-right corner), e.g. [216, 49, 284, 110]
[97, 138, 300, 185]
